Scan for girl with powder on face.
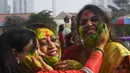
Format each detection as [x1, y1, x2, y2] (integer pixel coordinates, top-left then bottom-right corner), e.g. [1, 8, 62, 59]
[61, 4, 130, 73]
[27, 24, 83, 71]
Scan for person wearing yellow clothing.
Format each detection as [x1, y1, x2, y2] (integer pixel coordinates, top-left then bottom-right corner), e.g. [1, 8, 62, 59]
[100, 42, 130, 73]
[63, 16, 71, 36]
[61, 4, 130, 73]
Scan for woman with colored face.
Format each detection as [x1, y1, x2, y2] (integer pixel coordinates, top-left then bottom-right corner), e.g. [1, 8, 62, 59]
[35, 28, 83, 71]
[62, 4, 130, 73]
[25, 21, 85, 70]
[79, 10, 99, 47]
[35, 28, 61, 67]
[36, 27, 105, 73]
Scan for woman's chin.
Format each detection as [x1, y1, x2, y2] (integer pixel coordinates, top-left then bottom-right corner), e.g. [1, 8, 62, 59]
[87, 30, 96, 36]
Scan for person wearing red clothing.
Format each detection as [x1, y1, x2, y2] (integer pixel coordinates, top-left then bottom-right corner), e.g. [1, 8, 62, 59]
[37, 48, 104, 73]
[61, 4, 130, 73]
[58, 24, 66, 52]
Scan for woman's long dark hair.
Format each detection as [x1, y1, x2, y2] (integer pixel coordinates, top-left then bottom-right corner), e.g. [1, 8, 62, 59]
[0, 28, 36, 73]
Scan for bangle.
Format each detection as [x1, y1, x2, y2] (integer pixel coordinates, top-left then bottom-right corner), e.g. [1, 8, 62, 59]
[93, 48, 104, 54]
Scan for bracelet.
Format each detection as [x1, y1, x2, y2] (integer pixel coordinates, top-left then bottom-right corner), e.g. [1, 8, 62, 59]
[93, 48, 104, 54]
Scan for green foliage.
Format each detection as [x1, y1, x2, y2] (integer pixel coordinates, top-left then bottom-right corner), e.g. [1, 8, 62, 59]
[108, 0, 130, 37]
[108, 0, 130, 19]
[26, 10, 57, 33]
[4, 15, 26, 29]
[113, 0, 129, 8]
[124, 26, 130, 36]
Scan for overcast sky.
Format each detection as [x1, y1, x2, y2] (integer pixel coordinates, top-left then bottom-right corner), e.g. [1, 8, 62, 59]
[8, 0, 91, 15]
[34, 0, 91, 15]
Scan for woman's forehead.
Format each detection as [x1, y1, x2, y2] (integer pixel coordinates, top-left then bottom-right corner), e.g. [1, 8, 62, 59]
[36, 28, 55, 40]
[39, 35, 57, 41]
[43, 35, 56, 40]
[82, 10, 95, 17]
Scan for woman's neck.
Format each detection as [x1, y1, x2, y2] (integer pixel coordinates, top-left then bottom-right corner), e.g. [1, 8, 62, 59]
[80, 45, 94, 64]
[85, 46, 94, 53]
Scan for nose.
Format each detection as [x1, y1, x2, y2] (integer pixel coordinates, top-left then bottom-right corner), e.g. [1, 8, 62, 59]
[47, 38, 55, 49]
[86, 20, 93, 26]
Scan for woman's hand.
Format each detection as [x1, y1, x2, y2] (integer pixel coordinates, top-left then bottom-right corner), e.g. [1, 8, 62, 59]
[53, 60, 82, 70]
[36, 39, 49, 58]
[96, 23, 109, 50]
[37, 56, 54, 71]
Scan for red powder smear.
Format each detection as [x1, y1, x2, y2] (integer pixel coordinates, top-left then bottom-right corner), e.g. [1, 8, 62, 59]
[45, 33, 50, 38]
[84, 10, 92, 16]
[45, 31, 50, 38]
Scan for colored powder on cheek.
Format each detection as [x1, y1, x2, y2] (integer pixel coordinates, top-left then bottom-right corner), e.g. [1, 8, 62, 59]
[79, 26, 83, 36]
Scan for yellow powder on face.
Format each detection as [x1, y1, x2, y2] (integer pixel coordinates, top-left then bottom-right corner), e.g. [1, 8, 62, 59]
[35, 28, 54, 40]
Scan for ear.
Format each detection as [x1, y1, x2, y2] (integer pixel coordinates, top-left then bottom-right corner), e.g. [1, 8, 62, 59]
[12, 49, 18, 57]
[12, 49, 20, 64]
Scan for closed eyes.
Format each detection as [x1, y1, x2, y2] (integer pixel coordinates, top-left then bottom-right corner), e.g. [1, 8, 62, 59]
[80, 16, 98, 25]
[40, 37, 58, 46]
[90, 16, 99, 22]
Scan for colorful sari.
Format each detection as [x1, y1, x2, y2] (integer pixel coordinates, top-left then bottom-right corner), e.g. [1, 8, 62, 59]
[61, 42, 130, 73]
[99, 42, 130, 73]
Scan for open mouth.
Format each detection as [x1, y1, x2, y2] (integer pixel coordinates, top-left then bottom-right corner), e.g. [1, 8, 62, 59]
[47, 49, 58, 56]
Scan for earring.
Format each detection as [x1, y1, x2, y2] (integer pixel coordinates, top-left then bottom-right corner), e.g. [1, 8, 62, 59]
[16, 57, 20, 64]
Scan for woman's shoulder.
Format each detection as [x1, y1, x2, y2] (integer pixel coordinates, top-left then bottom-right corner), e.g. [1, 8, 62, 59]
[104, 42, 130, 55]
[106, 42, 125, 48]
[62, 43, 84, 60]
[66, 43, 84, 51]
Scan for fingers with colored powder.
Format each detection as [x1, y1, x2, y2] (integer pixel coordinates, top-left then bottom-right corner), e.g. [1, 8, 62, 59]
[103, 23, 109, 35]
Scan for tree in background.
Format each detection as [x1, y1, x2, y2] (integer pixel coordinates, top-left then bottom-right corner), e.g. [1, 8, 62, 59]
[108, 0, 130, 18]
[113, 0, 129, 9]
[4, 15, 26, 30]
[108, 5, 119, 18]
[26, 10, 57, 34]
[108, 0, 130, 37]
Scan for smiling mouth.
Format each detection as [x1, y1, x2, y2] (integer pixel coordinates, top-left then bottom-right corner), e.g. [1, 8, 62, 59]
[87, 30, 96, 36]
[48, 50, 58, 56]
